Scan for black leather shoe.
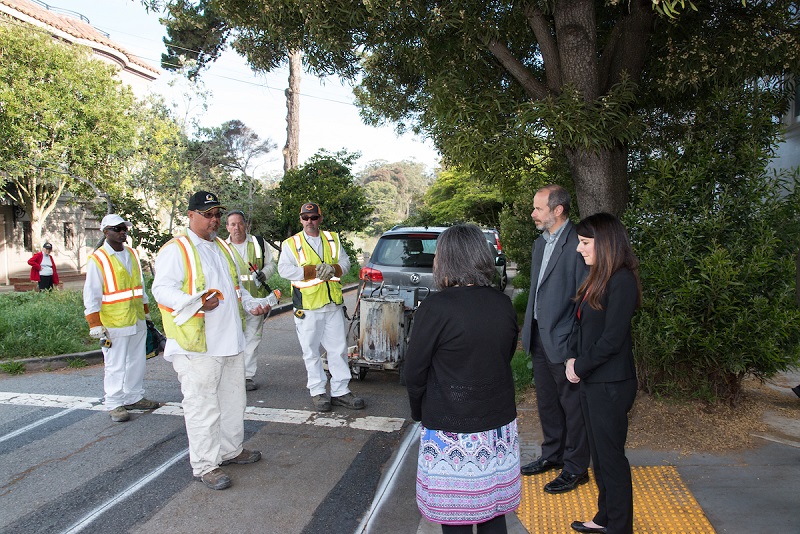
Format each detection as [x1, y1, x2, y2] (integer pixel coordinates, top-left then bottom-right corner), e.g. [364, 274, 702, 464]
[792, 385, 800, 398]
[570, 521, 607, 533]
[544, 470, 590, 493]
[521, 457, 564, 476]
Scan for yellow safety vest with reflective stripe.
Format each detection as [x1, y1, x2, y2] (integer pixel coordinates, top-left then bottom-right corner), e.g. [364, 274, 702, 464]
[226, 235, 268, 298]
[284, 230, 343, 310]
[157, 235, 244, 352]
[88, 246, 145, 328]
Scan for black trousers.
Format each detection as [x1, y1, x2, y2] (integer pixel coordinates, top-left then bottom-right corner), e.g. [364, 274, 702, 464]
[441, 514, 507, 533]
[581, 378, 637, 534]
[531, 323, 589, 475]
[37, 275, 54, 290]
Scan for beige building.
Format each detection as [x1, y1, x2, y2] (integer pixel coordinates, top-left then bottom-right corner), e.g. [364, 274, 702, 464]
[0, 0, 159, 286]
[770, 80, 800, 178]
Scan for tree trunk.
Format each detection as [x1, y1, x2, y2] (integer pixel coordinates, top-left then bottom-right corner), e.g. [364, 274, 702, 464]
[566, 145, 628, 217]
[283, 50, 301, 172]
[22, 167, 63, 249]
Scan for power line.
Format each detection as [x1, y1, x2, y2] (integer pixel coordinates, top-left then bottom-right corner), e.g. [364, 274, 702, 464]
[84, 18, 359, 107]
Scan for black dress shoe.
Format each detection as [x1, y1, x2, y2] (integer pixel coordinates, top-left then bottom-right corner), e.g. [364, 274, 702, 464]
[544, 470, 590, 493]
[520, 457, 564, 476]
[570, 521, 607, 533]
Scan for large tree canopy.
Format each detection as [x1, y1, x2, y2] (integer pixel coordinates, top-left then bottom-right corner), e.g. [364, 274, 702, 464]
[149, 0, 800, 217]
[0, 25, 139, 246]
[259, 150, 371, 247]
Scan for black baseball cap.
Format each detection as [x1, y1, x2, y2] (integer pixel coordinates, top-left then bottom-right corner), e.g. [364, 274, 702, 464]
[43, 242, 52, 249]
[188, 191, 225, 212]
[299, 202, 321, 216]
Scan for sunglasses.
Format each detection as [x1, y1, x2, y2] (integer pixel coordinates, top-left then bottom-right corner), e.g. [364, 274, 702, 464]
[195, 210, 224, 219]
[107, 225, 128, 233]
[301, 215, 320, 221]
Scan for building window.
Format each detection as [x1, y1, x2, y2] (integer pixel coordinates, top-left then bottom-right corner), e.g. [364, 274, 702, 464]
[64, 222, 74, 249]
[23, 221, 32, 252]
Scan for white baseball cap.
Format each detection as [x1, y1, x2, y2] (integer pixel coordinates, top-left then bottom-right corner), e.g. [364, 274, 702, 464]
[100, 214, 132, 230]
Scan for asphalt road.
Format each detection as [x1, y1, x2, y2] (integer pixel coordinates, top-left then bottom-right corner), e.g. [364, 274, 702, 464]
[0, 291, 429, 534]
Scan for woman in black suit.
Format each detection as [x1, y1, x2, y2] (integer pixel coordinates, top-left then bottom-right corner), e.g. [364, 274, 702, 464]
[565, 213, 642, 534]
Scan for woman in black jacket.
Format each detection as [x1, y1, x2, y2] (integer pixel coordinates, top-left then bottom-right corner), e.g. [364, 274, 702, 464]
[565, 213, 642, 534]
[404, 224, 520, 534]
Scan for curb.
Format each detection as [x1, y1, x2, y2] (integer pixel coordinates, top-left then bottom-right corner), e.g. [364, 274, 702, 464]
[0, 283, 360, 374]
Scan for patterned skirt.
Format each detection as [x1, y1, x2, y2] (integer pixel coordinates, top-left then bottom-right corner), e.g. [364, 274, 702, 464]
[416, 419, 521, 525]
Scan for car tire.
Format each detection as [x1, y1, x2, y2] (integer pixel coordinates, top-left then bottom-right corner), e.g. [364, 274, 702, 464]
[499, 266, 508, 292]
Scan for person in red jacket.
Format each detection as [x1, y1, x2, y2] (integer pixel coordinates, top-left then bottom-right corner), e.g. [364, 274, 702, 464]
[28, 242, 59, 290]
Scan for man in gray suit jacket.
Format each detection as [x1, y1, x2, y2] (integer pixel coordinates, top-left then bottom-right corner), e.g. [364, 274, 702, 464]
[520, 185, 590, 494]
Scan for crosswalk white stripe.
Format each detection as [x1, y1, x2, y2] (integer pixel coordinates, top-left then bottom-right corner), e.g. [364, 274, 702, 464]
[0, 392, 405, 434]
[60, 449, 189, 534]
[0, 406, 83, 444]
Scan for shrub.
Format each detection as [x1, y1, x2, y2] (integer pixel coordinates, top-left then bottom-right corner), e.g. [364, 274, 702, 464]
[627, 86, 800, 404]
[511, 349, 532, 395]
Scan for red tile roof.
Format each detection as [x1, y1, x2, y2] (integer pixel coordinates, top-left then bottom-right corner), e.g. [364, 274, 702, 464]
[0, 0, 160, 76]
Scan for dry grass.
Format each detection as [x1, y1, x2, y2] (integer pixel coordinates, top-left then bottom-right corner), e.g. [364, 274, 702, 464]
[517, 376, 800, 455]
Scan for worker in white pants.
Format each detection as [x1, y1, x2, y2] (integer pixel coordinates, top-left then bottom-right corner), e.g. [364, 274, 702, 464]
[102, 328, 147, 408]
[84, 213, 160, 423]
[278, 202, 365, 412]
[243, 314, 265, 382]
[172, 353, 246, 477]
[152, 191, 271, 491]
[294, 305, 351, 398]
[225, 210, 276, 391]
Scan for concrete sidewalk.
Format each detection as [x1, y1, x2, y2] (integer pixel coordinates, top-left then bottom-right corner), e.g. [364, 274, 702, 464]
[512, 368, 800, 534]
[372, 369, 800, 534]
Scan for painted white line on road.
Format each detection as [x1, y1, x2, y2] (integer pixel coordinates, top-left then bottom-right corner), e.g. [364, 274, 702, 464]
[1, 393, 406, 434]
[752, 432, 800, 448]
[0, 391, 100, 408]
[60, 449, 189, 534]
[356, 421, 421, 534]
[0, 406, 84, 444]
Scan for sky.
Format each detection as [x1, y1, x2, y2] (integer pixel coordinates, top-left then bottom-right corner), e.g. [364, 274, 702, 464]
[49, 0, 441, 177]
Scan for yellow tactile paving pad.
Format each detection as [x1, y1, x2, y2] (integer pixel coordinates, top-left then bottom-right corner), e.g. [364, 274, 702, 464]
[517, 466, 716, 533]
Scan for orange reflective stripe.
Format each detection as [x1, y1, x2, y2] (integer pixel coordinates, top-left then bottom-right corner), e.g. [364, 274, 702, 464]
[174, 236, 200, 295]
[157, 302, 204, 317]
[91, 249, 118, 293]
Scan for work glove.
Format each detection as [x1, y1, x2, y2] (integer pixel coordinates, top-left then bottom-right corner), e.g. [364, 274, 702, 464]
[89, 326, 109, 339]
[316, 263, 335, 281]
[254, 269, 268, 286]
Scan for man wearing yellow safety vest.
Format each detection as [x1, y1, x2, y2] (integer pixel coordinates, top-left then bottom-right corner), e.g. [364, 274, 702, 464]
[84, 214, 160, 423]
[152, 191, 272, 491]
[278, 202, 365, 412]
[225, 209, 276, 391]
